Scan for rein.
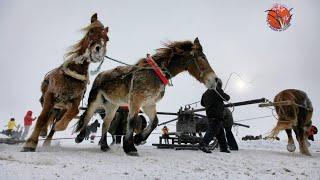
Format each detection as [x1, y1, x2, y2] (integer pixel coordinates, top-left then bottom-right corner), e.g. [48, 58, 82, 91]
[105, 55, 173, 85]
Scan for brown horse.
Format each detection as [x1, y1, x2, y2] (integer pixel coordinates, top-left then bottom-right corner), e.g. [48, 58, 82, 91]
[75, 38, 219, 155]
[23, 13, 109, 152]
[269, 89, 313, 156]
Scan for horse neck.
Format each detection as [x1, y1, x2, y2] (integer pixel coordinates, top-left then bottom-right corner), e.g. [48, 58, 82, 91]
[163, 56, 187, 78]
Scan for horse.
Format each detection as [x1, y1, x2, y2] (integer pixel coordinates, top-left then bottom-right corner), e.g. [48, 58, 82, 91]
[74, 38, 219, 156]
[269, 89, 313, 156]
[22, 13, 109, 152]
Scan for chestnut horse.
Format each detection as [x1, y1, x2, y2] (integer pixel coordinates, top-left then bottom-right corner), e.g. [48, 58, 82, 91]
[23, 14, 109, 152]
[270, 89, 313, 156]
[75, 38, 218, 156]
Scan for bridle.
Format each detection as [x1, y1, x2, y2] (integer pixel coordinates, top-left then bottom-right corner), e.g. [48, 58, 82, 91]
[186, 52, 212, 78]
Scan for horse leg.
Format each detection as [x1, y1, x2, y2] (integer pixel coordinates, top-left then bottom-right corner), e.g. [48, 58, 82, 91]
[294, 126, 311, 156]
[42, 110, 59, 146]
[134, 104, 158, 145]
[43, 125, 56, 147]
[298, 127, 311, 156]
[123, 104, 141, 156]
[75, 93, 104, 143]
[40, 111, 57, 138]
[40, 124, 48, 137]
[99, 102, 118, 152]
[54, 99, 81, 131]
[296, 108, 312, 156]
[23, 93, 54, 152]
[285, 129, 296, 152]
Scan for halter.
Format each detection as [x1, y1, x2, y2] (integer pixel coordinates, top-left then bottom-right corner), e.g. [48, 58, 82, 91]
[186, 52, 212, 78]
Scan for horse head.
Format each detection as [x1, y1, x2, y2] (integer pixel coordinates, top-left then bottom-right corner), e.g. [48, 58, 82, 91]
[163, 38, 218, 89]
[68, 13, 109, 63]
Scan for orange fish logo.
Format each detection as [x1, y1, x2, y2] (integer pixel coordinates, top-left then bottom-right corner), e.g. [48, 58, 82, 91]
[266, 4, 293, 31]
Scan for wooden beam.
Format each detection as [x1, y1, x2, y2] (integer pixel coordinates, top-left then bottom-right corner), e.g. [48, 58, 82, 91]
[258, 100, 294, 108]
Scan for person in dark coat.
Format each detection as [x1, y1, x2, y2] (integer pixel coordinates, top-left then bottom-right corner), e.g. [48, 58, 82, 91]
[107, 106, 147, 145]
[108, 107, 129, 144]
[86, 119, 100, 143]
[199, 78, 230, 153]
[223, 108, 238, 150]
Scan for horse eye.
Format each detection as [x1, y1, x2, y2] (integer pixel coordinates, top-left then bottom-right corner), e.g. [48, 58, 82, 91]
[89, 29, 94, 36]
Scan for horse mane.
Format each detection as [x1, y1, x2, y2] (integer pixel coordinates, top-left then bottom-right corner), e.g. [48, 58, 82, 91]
[135, 40, 193, 65]
[64, 21, 104, 61]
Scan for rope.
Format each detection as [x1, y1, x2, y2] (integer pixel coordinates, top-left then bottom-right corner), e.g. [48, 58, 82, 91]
[211, 87, 235, 111]
[105, 55, 155, 70]
[104, 55, 173, 85]
[37, 132, 164, 141]
[234, 115, 275, 123]
[90, 60, 104, 75]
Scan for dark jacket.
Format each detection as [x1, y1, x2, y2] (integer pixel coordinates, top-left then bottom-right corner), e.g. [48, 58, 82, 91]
[87, 120, 100, 133]
[201, 87, 230, 118]
[223, 108, 234, 128]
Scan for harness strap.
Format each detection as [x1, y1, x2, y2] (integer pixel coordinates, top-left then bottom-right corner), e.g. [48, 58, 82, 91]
[146, 54, 169, 85]
[62, 60, 89, 84]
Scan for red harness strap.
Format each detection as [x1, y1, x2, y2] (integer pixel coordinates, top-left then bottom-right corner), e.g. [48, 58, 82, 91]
[146, 54, 169, 85]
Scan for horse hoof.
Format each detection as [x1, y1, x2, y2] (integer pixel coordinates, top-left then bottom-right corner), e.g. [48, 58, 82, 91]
[43, 141, 51, 147]
[21, 147, 36, 152]
[75, 136, 84, 144]
[300, 146, 311, 156]
[126, 151, 139, 156]
[301, 149, 311, 156]
[305, 140, 311, 147]
[134, 134, 144, 146]
[287, 143, 296, 152]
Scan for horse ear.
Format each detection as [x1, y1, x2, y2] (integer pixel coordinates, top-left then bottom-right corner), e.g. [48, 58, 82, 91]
[194, 37, 200, 44]
[91, 13, 98, 23]
[104, 26, 109, 33]
[193, 37, 202, 50]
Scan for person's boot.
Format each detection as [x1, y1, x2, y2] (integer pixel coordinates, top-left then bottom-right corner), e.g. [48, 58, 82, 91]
[229, 146, 238, 151]
[198, 142, 212, 153]
[220, 149, 231, 153]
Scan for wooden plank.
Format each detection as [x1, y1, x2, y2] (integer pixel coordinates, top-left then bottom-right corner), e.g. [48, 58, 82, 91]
[192, 98, 267, 113]
[0, 138, 25, 145]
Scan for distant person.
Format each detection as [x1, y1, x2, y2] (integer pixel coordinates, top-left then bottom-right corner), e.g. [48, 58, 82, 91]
[21, 110, 36, 140]
[107, 107, 147, 145]
[162, 126, 169, 144]
[87, 119, 100, 143]
[12, 124, 23, 139]
[223, 108, 238, 150]
[199, 78, 230, 153]
[308, 125, 317, 141]
[5, 118, 17, 136]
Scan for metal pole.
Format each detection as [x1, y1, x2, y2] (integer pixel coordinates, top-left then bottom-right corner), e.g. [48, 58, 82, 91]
[233, 122, 250, 128]
[191, 98, 267, 113]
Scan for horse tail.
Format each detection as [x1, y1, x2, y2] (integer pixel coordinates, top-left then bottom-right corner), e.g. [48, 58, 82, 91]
[74, 74, 102, 132]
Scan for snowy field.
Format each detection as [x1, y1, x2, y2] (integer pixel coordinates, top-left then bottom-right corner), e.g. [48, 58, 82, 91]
[1, 135, 319, 180]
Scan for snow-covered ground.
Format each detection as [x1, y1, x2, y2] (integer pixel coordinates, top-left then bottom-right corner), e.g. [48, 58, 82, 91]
[1, 136, 319, 180]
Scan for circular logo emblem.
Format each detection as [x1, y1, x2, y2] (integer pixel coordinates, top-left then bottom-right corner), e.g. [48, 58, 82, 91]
[266, 4, 293, 31]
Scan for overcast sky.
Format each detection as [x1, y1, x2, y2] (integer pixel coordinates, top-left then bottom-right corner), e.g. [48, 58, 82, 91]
[0, 0, 319, 138]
